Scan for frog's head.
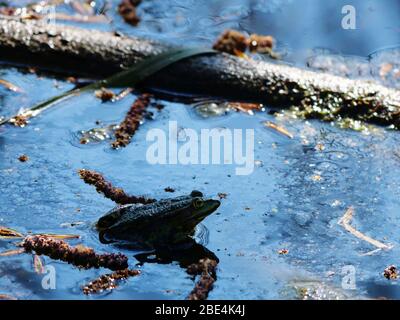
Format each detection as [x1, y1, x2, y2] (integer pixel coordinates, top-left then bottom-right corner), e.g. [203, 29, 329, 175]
[172, 190, 221, 229]
[149, 190, 221, 244]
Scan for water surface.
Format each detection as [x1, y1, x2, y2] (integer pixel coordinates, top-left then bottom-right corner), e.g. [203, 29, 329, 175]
[1, 0, 400, 299]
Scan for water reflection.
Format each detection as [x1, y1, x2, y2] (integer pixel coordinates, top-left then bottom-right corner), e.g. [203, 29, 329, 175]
[134, 240, 219, 268]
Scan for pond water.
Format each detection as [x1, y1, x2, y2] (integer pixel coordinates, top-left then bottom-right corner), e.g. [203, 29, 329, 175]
[1, 0, 400, 300]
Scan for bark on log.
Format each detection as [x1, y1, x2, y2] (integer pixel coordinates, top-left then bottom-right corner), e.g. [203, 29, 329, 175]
[1, 17, 400, 128]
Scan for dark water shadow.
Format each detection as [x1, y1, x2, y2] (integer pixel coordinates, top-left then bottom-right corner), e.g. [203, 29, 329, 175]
[133, 239, 219, 269]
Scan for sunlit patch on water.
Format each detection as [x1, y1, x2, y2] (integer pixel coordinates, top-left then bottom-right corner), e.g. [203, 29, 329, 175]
[194, 223, 209, 246]
[74, 123, 118, 146]
[306, 47, 400, 89]
[369, 47, 400, 89]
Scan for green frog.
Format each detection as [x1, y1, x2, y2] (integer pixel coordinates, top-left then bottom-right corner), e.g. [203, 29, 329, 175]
[97, 191, 220, 249]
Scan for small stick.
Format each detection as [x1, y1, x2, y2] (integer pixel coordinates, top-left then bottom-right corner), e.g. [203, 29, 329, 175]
[0, 248, 25, 257]
[187, 258, 218, 300]
[22, 235, 129, 271]
[338, 207, 392, 251]
[79, 169, 155, 205]
[111, 94, 152, 149]
[0, 79, 22, 92]
[82, 269, 141, 294]
[263, 121, 294, 139]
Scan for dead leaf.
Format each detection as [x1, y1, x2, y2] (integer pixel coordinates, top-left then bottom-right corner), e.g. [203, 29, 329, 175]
[263, 121, 294, 139]
[229, 102, 263, 114]
[0, 226, 24, 239]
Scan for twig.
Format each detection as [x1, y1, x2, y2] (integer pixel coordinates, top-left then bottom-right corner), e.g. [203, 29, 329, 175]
[82, 269, 141, 294]
[111, 93, 152, 149]
[22, 235, 129, 271]
[338, 207, 392, 251]
[0, 79, 22, 92]
[78, 169, 155, 205]
[263, 121, 294, 139]
[0, 248, 25, 257]
[1, 18, 400, 130]
[187, 258, 218, 300]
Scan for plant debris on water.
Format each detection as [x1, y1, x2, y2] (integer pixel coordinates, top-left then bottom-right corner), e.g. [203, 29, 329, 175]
[82, 269, 141, 295]
[383, 265, 398, 280]
[78, 169, 156, 205]
[0, 79, 22, 92]
[111, 93, 152, 149]
[0, 248, 25, 257]
[213, 30, 248, 57]
[263, 121, 294, 139]
[278, 249, 289, 255]
[118, 0, 141, 26]
[22, 235, 129, 271]
[213, 29, 277, 58]
[187, 258, 218, 300]
[18, 154, 29, 162]
[1, 0, 400, 301]
[95, 87, 116, 102]
[0, 226, 24, 239]
[338, 207, 392, 253]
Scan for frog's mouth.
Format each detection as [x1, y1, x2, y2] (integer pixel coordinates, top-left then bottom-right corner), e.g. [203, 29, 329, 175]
[183, 199, 220, 225]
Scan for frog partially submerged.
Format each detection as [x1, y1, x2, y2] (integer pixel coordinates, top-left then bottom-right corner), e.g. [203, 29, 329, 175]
[97, 191, 220, 249]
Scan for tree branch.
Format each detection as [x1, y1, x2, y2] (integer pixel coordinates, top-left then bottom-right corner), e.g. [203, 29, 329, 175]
[1, 17, 400, 127]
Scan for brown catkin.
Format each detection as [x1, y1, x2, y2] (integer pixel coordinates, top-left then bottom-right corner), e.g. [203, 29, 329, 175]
[22, 236, 128, 271]
[111, 93, 151, 149]
[187, 258, 218, 300]
[82, 269, 141, 294]
[78, 169, 155, 205]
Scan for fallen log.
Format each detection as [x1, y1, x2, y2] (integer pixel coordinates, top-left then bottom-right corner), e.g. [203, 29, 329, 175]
[1, 17, 400, 128]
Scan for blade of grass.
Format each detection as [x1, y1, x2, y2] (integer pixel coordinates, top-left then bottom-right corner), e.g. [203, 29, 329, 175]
[0, 47, 217, 126]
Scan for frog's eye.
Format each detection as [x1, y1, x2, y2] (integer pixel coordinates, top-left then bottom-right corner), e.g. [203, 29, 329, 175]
[193, 198, 204, 209]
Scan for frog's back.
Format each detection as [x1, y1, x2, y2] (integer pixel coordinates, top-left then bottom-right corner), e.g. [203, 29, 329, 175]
[97, 193, 198, 230]
[107, 195, 195, 229]
[97, 203, 143, 229]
